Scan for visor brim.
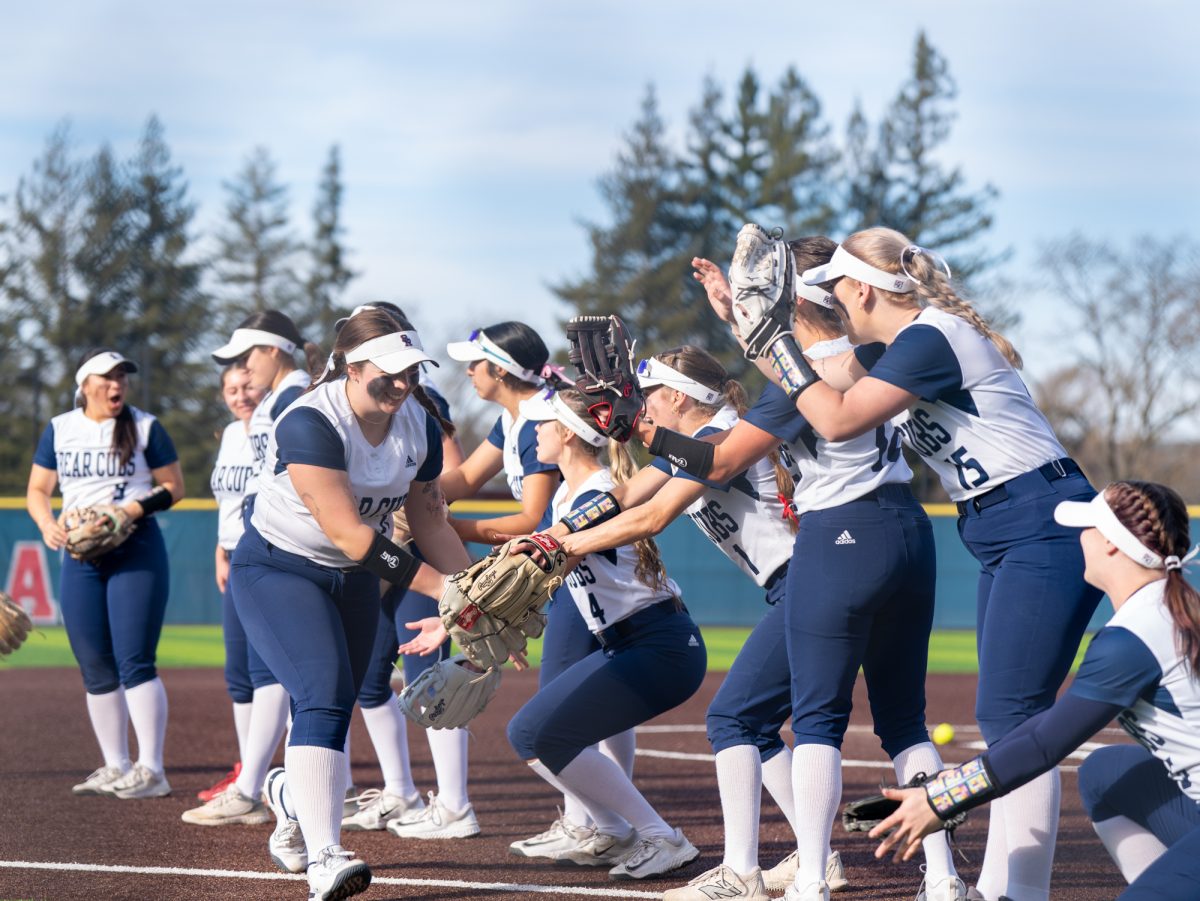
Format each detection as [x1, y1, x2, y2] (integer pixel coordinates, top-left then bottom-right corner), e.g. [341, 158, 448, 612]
[446, 341, 487, 363]
[1053, 500, 1096, 528]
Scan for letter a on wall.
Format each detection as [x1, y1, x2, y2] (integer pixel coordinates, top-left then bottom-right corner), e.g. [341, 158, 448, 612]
[5, 541, 59, 624]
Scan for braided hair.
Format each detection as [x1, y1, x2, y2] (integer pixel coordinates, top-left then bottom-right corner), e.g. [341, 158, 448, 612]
[1105, 480, 1200, 670]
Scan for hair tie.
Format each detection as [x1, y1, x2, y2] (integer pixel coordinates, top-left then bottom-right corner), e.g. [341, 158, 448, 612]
[1165, 544, 1200, 572]
[540, 363, 575, 388]
[900, 244, 952, 285]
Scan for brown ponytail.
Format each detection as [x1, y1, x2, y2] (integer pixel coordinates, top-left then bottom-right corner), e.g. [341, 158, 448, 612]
[1106, 481, 1200, 671]
[411, 385, 456, 438]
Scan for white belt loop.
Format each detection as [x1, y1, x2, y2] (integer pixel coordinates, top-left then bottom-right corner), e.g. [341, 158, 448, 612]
[1051, 459, 1067, 479]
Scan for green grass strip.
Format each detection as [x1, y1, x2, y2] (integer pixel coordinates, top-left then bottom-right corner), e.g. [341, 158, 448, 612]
[2, 625, 1093, 674]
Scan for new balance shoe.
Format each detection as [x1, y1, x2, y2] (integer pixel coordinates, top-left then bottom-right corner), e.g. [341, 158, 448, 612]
[306, 845, 371, 901]
[181, 783, 273, 826]
[509, 812, 594, 858]
[784, 880, 831, 901]
[386, 791, 480, 840]
[917, 876, 968, 901]
[763, 851, 850, 894]
[264, 766, 307, 874]
[555, 827, 638, 867]
[965, 887, 1011, 901]
[342, 788, 423, 831]
[608, 828, 699, 880]
[108, 764, 171, 799]
[197, 761, 241, 801]
[662, 864, 768, 900]
[72, 765, 127, 796]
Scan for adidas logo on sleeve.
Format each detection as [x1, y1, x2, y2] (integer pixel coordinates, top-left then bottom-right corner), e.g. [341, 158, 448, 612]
[835, 530, 856, 545]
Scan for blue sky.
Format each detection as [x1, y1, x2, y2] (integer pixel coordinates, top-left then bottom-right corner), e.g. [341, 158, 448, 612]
[3, 1, 1197, 379]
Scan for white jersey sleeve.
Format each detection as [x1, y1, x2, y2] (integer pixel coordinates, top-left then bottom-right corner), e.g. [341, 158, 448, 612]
[210, 420, 255, 551]
[650, 405, 794, 586]
[245, 369, 312, 496]
[34, 406, 177, 513]
[250, 381, 442, 568]
[552, 470, 681, 632]
[863, 308, 1067, 501]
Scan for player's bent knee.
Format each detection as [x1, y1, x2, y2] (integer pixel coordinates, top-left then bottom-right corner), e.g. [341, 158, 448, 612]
[1078, 744, 1153, 822]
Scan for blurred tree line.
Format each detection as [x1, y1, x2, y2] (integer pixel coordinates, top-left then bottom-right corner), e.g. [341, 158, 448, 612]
[1, 31, 1195, 502]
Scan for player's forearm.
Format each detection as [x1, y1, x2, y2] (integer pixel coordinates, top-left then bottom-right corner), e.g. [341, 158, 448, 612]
[562, 503, 668, 557]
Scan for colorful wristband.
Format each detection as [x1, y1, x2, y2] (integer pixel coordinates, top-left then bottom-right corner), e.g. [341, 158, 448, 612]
[766, 334, 819, 402]
[923, 756, 997, 821]
[560, 491, 622, 533]
[647, 427, 715, 479]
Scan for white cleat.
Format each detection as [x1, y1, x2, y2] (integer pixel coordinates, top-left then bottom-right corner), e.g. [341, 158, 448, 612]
[341, 787, 423, 831]
[181, 783, 273, 825]
[555, 827, 638, 867]
[385, 791, 480, 840]
[763, 851, 850, 894]
[917, 876, 969, 901]
[264, 767, 308, 874]
[662, 863, 769, 900]
[108, 764, 171, 799]
[509, 813, 594, 859]
[72, 765, 127, 796]
[608, 828, 700, 880]
[306, 845, 371, 901]
[784, 879, 831, 901]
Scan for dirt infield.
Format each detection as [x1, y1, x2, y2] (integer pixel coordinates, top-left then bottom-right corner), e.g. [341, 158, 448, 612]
[0, 668, 1128, 900]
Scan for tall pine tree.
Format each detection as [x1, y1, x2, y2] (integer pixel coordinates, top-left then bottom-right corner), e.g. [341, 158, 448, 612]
[303, 145, 356, 337]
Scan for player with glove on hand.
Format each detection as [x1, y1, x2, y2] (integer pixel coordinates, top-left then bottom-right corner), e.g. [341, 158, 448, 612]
[26, 348, 185, 800]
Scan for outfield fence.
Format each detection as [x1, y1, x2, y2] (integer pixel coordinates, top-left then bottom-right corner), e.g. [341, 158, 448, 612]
[5, 499, 1198, 629]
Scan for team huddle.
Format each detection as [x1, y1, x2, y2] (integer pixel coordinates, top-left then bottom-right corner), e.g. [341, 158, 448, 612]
[10, 223, 1200, 901]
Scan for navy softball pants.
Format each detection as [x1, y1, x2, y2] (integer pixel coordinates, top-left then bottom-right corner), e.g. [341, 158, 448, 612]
[357, 586, 450, 708]
[538, 586, 601, 688]
[230, 525, 379, 751]
[784, 485, 936, 757]
[508, 606, 707, 774]
[960, 467, 1103, 743]
[1079, 744, 1200, 899]
[705, 570, 791, 761]
[221, 577, 277, 703]
[59, 518, 169, 694]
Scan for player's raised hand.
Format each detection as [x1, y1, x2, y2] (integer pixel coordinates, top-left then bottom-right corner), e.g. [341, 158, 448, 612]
[692, 257, 733, 322]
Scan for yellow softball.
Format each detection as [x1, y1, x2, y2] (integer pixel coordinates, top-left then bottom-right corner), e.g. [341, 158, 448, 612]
[932, 722, 955, 745]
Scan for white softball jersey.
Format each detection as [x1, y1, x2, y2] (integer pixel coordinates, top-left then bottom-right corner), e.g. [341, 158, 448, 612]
[210, 420, 256, 552]
[745, 337, 913, 515]
[553, 469, 682, 633]
[650, 405, 795, 586]
[34, 406, 178, 513]
[1069, 580, 1200, 801]
[486, 408, 558, 502]
[862, 307, 1067, 502]
[250, 379, 443, 569]
[245, 368, 311, 496]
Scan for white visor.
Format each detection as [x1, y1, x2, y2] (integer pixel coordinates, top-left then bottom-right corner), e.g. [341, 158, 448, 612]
[75, 351, 138, 387]
[446, 329, 540, 383]
[801, 244, 916, 294]
[796, 281, 835, 308]
[1054, 490, 1166, 569]
[344, 331, 438, 375]
[212, 328, 297, 363]
[334, 304, 380, 331]
[636, 357, 722, 405]
[519, 389, 607, 447]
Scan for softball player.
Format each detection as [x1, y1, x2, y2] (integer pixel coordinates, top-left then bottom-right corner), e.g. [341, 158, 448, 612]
[769, 228, 1103, 901]
[873, 480, 1200, 901]
[191, 364, 265, 810]
[509, 388, 706, 880]
[642, 238, 965, 901]
[231, 308, 470, 900]
[183, 310, 321, 825]
[439, 323, 638, 851]
[26, 349, 184, 799]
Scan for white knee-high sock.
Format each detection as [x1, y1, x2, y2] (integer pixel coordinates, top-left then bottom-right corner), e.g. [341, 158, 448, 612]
[424, 727, 470, 812]
[232, 701, 253, 762]
[360, 702, 417, 799]
[529, 759, 631, 836]
[124, 677, 168, 773]
[976, 794, 1009, 899]
[564, 792, 593, 828]
[999, 768, 1060, 901]
[556, 747, 673, 839]
[893, 742, 956, 886]
[86, 688, 130, 770]
[235, 683, 289, 799]
[762, 745, 798, 834]
[715, 745, 763, 874]
[1092, 815, 1169, 883]
[343, 731, 353, 790]
[600, 729, 636, 778]
[285, 745, 346, 858]
[791, 744, 840, 889]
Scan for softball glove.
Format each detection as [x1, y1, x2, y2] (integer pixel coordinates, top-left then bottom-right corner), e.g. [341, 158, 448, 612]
[566, 314, 645, 442]
[728, 223, 796, 360]
[60, 503, 133, 561]
[0, 592, 32, 656]
[398, 655, 502, 729]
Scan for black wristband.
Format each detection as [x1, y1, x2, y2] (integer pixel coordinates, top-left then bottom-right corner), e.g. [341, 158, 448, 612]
[358, 531, 421, 590]
[138, 485, 174, 515]
[560, 491, 622, 533]
[647, 427, 716, 479]
[766, 334, 820, 402]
